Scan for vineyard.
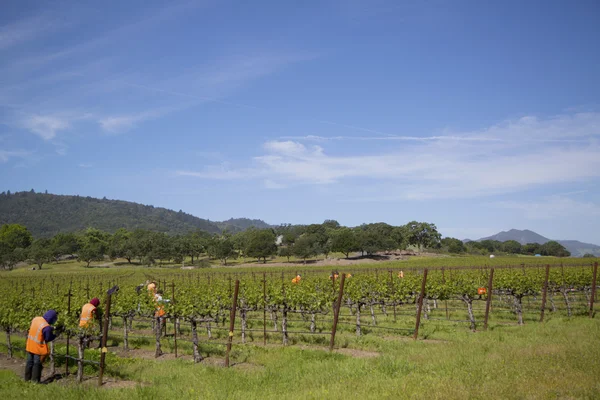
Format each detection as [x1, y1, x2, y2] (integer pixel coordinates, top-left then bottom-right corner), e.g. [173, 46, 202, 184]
[0, 260, 597, 388]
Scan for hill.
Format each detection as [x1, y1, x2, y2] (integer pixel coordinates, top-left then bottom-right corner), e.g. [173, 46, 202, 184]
[479, 229, 550, 245]
[216, 218, 273, 233]
[477, 229, 600, 257]
[0, 191, 269, 237]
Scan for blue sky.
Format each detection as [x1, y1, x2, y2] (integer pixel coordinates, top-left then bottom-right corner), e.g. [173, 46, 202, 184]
[1, 0, 600, 244]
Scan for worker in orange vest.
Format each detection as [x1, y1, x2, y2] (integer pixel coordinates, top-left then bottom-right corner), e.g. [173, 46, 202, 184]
[79, 298, 100, 329]
[24, 310, 60, 383]
[154, 289, 170, 335]
[291, 274, 301, 284]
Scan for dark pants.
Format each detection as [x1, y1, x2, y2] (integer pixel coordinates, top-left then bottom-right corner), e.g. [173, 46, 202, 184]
[24, 352, 43, 383]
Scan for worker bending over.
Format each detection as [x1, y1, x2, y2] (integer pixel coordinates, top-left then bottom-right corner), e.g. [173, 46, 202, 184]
[24, 310, 61, 383]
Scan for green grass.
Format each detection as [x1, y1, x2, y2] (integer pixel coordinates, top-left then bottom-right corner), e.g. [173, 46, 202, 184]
[1, 318, 598, 399]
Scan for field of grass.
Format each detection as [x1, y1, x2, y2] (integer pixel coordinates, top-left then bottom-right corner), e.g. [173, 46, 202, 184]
[1, 316, 598, 399]
[8, 253, 596, 276]
[1, 255, 598, 399]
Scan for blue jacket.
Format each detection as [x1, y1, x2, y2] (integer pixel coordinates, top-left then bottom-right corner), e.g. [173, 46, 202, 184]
[42, 310, 58, 342]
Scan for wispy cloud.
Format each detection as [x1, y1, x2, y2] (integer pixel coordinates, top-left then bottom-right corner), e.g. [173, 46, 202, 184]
[0, 150, 31, 163]
[98, 106, 185, 133]
[78, 163, 92, 168]
[0, 15, 61, 50]
[281, 134, 503, 142]
[22, 115, 70, 140]
[177, 111, 600, 200]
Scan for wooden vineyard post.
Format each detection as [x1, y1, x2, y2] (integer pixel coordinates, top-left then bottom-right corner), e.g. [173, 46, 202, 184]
[171, 282, 177, 358]
[442, 268, 449, 320]
[99, 285, 118, 387]
[65, 285, 72, 376]
[389, 270, 397, 322]
[329, 274, 346, 351]
[590, 262, 598, 318]
[413, 269, 428, 340]
[540, 265, 550, 323]
[225, 280, 240, 367]
[483, 268, 495, 330]
[263, 272, 267, 346]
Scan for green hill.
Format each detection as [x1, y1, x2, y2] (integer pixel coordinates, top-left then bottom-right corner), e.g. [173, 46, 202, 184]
[0, 191, 225, 237]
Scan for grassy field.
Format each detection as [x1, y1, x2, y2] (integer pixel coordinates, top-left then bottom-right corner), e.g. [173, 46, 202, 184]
[0, 317, 598, 399]
[1, 255, 598, 399]
[7, 253, 596, 276]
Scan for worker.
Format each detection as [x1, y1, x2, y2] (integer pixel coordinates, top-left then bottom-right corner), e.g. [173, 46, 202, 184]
[79, 298, 100, 328]
[24, 310, 61, 383]
[147, 281, 157, 295]
[291, 274, 301, 284]
[154, 289, 170, 335]
[398, 271, 404, 279]
[329, 271, 339, 280]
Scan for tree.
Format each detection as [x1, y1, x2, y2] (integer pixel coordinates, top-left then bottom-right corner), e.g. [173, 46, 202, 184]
[28, 238, 53, 269]
[78, 228, 109, 267]
[330, 228, 358, 258]
[441, 237, 466, 254]
[502, 240, 522, 254]
[292, 234, 319, 263]
[108, 228, 135, 263]
[278, 246, 293, 262]
[51, 232, 80, 260]
[583, 253, 596, 258]
[404, 221, 441, 251]
[522, 242, 541, 255]
[245, 229, 277, 263]
[322, 220, 341, 229]
[479, 240, 498, 253]
[208, 234, 237, 265]
[0, 224, 33, 250]
[540, 241, 570, 257]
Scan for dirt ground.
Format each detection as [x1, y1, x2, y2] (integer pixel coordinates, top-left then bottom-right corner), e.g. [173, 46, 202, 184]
[0, 354, 142, 388]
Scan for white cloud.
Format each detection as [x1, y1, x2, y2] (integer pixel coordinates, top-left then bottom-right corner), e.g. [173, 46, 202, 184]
[23, 115, 70, 140]
[78, 163, 92, 168]
[177, 111, 600, 198]
[99, 108, 174, 133]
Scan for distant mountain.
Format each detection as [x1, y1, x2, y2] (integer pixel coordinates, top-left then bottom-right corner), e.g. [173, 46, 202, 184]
[556, 240, 600, 258]
[479, 229, 550, 245]
[216, 218, 272, 233]
[0, 191, 266, 237]
[476, 229, 600, 257]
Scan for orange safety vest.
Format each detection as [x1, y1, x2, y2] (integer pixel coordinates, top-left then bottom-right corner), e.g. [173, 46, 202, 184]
[154, 294, 166, 317]
[26, 317, 49, 356]
[79, 303, 96, 328]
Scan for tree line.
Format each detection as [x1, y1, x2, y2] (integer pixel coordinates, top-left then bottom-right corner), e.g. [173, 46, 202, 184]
[0, 220, 572, 270]
[442, 238, 571, 257]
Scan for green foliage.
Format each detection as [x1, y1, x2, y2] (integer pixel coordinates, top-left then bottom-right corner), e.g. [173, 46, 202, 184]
[540, 241, 570, 257]
[441, 237, 466, 254]
[522, 242, 542, 255]
[330, 227, 358, 258]
[28, 238, 53, 269]
[245, 229, 277, 263]
[0, 191, 222, 237]
[405, 221, 441, 251]
[0, 224, 33, 249]
[292, 234, 320, 262]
